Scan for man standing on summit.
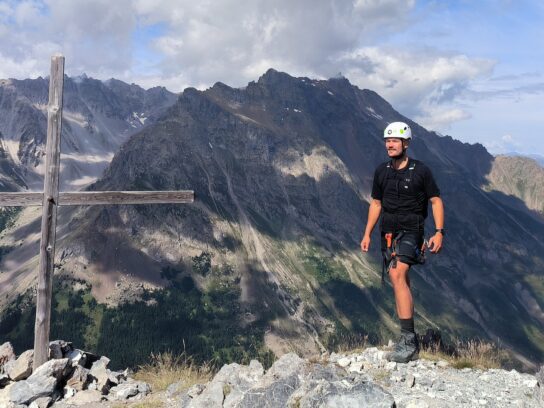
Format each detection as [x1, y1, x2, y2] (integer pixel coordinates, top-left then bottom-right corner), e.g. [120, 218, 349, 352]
[361, 122, 444, 363]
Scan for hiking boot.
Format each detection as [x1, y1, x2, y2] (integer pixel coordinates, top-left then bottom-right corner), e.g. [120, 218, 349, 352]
[386, 331, 419, 363]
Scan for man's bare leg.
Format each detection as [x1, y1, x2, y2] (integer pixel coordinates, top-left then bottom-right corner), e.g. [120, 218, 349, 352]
[386, 259, 419, 362]
[388, 260, 413, 318]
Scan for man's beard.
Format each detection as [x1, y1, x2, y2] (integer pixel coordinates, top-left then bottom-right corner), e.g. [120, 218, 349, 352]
[389, 148, 406, 160]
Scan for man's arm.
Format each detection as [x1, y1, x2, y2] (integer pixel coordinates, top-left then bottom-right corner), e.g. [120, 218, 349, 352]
[428, 196, 444, 253]
[361, 199, 382, 252]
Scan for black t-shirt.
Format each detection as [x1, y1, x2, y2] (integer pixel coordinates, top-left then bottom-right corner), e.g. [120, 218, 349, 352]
[371, 158, 440, 232]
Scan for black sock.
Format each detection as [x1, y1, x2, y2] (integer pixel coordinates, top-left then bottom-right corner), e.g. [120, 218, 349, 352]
[400, 318, 415, 334]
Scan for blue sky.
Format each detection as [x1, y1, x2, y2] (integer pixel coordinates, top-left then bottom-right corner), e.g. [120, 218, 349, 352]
[0, 0, 542, 157]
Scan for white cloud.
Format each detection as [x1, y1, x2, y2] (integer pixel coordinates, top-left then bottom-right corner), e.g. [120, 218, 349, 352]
[484, 133, 522, 155]
[415, 107, 471, 131]
[0, 0, 505, 136]
[337, 47, 494, 131]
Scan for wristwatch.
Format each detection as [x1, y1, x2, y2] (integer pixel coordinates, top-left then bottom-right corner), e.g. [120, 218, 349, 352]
[435, 229, 445, 236]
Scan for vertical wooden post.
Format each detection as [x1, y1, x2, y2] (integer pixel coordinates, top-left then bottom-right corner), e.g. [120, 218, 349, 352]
[33, 55, 65, 370]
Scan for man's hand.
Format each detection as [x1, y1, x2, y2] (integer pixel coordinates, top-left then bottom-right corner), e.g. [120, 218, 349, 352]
[361, 235, 371, 252]
[428, 232, 443, 253]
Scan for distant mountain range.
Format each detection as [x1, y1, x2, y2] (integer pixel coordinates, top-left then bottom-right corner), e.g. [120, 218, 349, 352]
[0, 75, 176, 190]
[503, 152, 544, 167]
[0, 70, 542, 371]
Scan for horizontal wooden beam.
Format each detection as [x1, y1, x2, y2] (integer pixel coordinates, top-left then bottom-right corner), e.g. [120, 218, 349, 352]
[0, 192, 43, 206]
[58, 190, 194, 206]
[0, 191, 194, 207]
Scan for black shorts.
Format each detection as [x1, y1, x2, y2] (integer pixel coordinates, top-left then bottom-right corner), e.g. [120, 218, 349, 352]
[381, 231, 424, 266]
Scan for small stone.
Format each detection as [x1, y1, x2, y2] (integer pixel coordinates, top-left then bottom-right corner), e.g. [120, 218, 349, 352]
[348, 361, 363, 373]
[385, 361, 397, 370]
[436, 360, 449, 368]
[186, 383, 205, 398]
[406, 373, 415, 388]
[387, 339, 395, 348]
[462, 367, 472, 373]
[337, 357, 351, 368]
[478, 399, 488, 405]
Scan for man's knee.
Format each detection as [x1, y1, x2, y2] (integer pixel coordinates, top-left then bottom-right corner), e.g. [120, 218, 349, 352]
[389, 261, 410, 285]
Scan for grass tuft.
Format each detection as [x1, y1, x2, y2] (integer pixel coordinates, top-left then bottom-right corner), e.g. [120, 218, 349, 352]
[134, 351, 213, 393]
[421, 338, 506, 370]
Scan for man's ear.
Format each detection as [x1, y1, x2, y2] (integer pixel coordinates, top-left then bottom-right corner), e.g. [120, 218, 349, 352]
[403, 140, 410, 149]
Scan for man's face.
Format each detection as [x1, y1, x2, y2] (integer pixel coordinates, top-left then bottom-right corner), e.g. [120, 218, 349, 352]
[385, 138, 408, 157]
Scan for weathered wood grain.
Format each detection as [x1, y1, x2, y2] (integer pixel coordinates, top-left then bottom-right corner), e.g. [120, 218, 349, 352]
[34, 54, 65, 370]
[58, 190, 194, 205]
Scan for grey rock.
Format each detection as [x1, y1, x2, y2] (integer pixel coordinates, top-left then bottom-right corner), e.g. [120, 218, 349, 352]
[48, 340, 73, 360]
[0, 383, 14, 406]
[66, 365, 90, 391]
[6, 350, 34, 381]
[107, 369, 127, 385]
[59, 389, 104, 405]
[186, 383, 206, 398]
[0, 343, 15, 372]
[88, 357, 110, 393]
[295, 379, 395, 408]
[188, 381, 225, 407]
[31, 358, 70, 381]
[108, 380, 150, 401]
[535, 365, 544, 404]
[28, 396, 53, 408]
[8, 375, 57, 405]
[9, 358, 70, 405]
[238, 372, 301, 407]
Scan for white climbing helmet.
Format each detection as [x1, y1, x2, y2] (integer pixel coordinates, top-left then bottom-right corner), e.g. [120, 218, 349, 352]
[384, 122, 412, 140]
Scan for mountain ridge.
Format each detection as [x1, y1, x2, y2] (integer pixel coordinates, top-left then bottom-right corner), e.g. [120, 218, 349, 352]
[0, 69, 543, 371]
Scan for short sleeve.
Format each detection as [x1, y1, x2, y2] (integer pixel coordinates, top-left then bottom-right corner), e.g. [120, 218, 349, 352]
[424, 166, 440, 198]
[371, 167, 383, 200]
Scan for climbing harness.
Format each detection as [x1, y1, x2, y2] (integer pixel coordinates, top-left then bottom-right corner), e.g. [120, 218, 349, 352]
[381, 231, 428, 286]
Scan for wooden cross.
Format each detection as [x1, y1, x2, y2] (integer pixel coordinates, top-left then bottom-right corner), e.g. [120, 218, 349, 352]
[0, 55, 194, 369]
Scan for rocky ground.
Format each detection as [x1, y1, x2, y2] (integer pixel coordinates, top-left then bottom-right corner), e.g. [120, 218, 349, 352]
[165, 349, 543, 408]
[1, 340, 543, 407]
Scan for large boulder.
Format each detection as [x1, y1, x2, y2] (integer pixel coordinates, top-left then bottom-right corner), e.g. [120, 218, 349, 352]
[88, 357, 110, 393]
[8, 358, 69, 405]
[178, 353, 394, 408]
[48, 340, 73, 360]
[6, 350, 34, 381]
